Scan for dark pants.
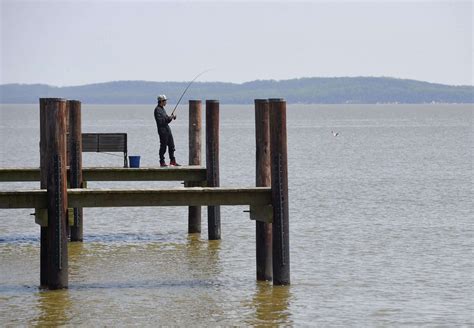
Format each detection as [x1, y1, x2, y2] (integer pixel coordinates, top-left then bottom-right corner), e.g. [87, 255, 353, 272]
[159, 132, 175, 162]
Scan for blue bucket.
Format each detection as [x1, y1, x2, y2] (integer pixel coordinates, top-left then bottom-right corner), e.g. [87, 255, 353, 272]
[129, 156, 141, 168]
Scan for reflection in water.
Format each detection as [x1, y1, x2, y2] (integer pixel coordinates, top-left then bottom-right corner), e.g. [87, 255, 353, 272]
[182, 235, 226, 321]
[68, 240, 88, 286]
[184, 234, 223, 278]
[68, 241, 86, 265]
[205, 239, 223, 276]
[184, 233, 206, 269]
[32, 243, 77, 325]
[249, 282, 293, 326]
[32, 289, 71, 326]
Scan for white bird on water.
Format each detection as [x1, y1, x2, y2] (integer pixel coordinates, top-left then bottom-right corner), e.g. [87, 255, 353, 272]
[331, 130, 340, 137]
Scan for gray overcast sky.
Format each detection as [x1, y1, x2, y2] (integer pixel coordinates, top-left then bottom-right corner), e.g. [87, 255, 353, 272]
[1, 0, 472, 86]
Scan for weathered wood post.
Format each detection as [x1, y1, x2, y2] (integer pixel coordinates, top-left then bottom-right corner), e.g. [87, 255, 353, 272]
[269, 98, 290, 285]
[255, 99, 272, 281]
[68, 100, 83, 242]
[206, 100, 221, 240]
[188, 100, 202, 233]
[39, 98, 69, 289]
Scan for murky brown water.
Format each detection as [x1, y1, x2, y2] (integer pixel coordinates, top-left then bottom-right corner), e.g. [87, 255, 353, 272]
[1, 231, 294, 326]
[1, 104, 472, 325]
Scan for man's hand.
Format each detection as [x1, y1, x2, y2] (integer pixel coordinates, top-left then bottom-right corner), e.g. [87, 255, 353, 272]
[172, 114, 177, 120]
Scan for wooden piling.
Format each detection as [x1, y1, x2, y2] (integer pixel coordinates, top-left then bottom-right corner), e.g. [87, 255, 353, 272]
[39, 99, 47, 287]
[68, 100, 83, 242]
[188, 100, 202, 233]
[269, 98, 290, 285]
[255, 99, 273, 281]
[206, 100, 221, 240]
[39, 98, 69, 289]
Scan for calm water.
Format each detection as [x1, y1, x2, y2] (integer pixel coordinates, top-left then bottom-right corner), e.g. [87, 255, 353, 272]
[0, 104, 472, 326]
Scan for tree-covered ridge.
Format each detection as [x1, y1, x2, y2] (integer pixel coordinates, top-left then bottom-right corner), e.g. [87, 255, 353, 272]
[1, 77, 472, 104]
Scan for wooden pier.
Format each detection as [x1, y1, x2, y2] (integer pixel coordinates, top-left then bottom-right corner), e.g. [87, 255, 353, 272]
[0, 98, 290, 289]
[0, 167, 207, 182]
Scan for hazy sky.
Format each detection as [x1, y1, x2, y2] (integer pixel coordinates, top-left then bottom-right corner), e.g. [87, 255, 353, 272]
[1, 0, 472, 86]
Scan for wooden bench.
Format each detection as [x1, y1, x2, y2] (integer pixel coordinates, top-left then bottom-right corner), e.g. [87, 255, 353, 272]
[81, 133, 128, 167]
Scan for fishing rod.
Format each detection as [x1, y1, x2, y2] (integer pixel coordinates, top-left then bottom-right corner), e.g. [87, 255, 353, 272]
[171, 69, 212, 116]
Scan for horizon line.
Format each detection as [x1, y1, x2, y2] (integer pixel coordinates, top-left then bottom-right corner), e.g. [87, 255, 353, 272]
[2, 76, 473, 89]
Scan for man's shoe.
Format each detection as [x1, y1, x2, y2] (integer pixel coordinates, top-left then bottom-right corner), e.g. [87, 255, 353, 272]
[160, 161, 168, 167]
[169, 160, 181, 166]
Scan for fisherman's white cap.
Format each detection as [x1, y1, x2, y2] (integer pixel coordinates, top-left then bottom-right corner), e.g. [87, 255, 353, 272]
[157, 95, 168, 102]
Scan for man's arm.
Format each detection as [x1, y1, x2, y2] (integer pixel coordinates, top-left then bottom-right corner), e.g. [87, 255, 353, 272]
[155, 108, 172, 126]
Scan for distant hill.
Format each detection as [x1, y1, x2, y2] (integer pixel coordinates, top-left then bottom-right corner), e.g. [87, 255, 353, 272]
[1, 77, 472, 104]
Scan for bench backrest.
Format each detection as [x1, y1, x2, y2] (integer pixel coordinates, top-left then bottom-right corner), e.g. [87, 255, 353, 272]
[82, 133, 127, 153]
[69, 133, 129, 167]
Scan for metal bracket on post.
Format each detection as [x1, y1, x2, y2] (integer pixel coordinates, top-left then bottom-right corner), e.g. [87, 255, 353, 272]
[249, 204, 273, 223]
[65, 178, 86, 227]
[66, 180, 74, 227]
[68, 208, 75, 226]
[34, 208, 48, 227]
[184, 180, 207, 188]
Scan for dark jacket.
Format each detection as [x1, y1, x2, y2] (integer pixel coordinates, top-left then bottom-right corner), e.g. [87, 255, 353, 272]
[154, 105, 173, 136]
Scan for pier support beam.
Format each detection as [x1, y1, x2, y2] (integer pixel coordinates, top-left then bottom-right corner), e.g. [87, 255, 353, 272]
[206, 100, 221, 240]
[39, 98, 69, 289]
[255, 99, 273, 281]
[68, 100, 83, 242]
[188, 100, 202, 233]
[269, 98, 290, 285]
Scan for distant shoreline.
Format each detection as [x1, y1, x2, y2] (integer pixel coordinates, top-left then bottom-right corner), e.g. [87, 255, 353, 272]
[1, 77, 473, 104]
[1, 103, 471, 106]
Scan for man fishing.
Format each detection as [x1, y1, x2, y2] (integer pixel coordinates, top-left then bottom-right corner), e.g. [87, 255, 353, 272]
[153, 70, 210, 167]
[154, 95, 180, 167]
